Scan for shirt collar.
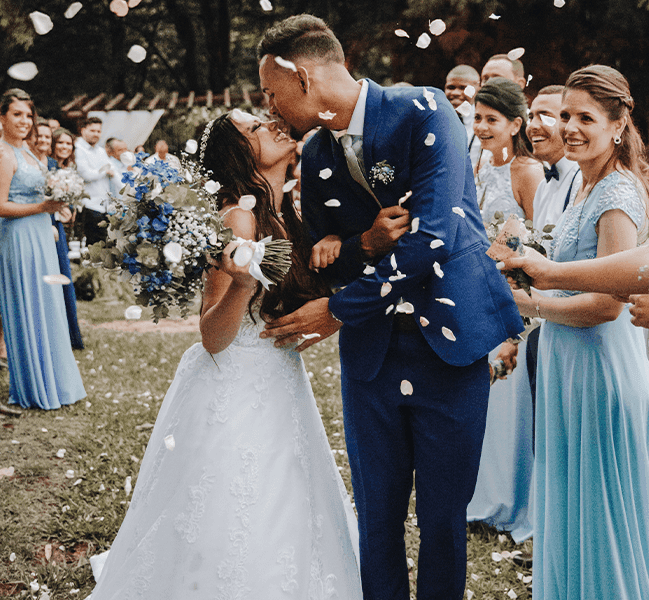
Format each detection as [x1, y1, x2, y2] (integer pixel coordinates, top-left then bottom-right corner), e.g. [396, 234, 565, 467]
[555, 156, 578, 179]
[331, 79, 368, 140]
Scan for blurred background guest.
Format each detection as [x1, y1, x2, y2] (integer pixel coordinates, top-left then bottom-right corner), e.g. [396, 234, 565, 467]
[29, 117, 57, 170]
[145, 139, 180, 170]
[105, 137, 129, 197]
[0, 88, 85, 410]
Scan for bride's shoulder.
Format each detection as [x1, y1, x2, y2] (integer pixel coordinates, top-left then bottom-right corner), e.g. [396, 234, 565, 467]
[220, 204, 256, 239]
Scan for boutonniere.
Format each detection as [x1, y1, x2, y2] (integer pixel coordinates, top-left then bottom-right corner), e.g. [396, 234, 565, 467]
[369, 160, 395, 188]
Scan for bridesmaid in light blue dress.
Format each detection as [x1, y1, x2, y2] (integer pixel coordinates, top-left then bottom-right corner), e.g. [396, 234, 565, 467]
[0, 89, 85, 410]
[511, 66, 649, 599]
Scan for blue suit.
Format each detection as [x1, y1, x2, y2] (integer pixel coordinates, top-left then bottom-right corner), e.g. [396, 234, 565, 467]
[301, 81, 523, 600]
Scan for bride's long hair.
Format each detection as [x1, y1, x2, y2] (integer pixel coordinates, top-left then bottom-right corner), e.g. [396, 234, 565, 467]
[199, 113, 330, 321]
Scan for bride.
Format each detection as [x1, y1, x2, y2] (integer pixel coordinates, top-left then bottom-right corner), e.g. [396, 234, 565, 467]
[88, 111, 363, 599]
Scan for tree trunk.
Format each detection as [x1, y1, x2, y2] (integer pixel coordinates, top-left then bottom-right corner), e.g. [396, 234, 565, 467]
[164, 0, 198, 92]
[199, 0, 230, 92]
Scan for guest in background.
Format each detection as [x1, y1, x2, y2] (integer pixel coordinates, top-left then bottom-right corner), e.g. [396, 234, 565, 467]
[481, 54, 527, 89]
[468, 77, 543, 542]
[105, 137, 128, 197]
[145, 139, 180, 170]
[134, 144, 145, 154]
[509, 65, 649, 600]
[47, 118, 60, 131]
[75, 116, 113, 245]
[29, 118, 57, 170]
[52, 127, 76, 168]
[0, 88, 85, 410]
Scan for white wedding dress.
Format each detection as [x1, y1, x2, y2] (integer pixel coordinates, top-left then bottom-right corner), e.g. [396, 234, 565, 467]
[88, 306, 362, 600]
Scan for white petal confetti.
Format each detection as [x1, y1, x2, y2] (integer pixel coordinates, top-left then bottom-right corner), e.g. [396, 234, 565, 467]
[233, 245, 253, 267]
[163, 241, 183, 264]
[413, 99, 425, 111]
[43, 274, 71, 285]
[429, 19, 446, 36]
[127, 45, 147, 63]
[363, 265, 376, 275]
[45, 544, 52, 561]
[56, 449, 66, 459]
[398, 190, 412, 205]
[205, 180, 221, 195]
[492, 551, 503, 562]
[30, 580, 39, 593]
[99, 483, 105, 491]
[380, 282, 392, 297]
[164, 435, 175, 450]
[386, 304, 394, 315]
[109, 0, 129, 17]
[452, 206, 466, 218]
[260, 0, 273, 10]
[507, 47, 525, 61]
[64, 3, 83, 19]
[0, 467, 15, 479]
[400, 380, 414, 395]
[456, 100, 472, 117]
[430, 239, 444, 250]
[435, 297, 455, 306]
[324, 199, 341, 207]
[502, 147, 509, 162]
[467, 591, 474, 600]
[29, 12, 54, 35]
[65, 470, 74, 479]
[9, 552, 16, 562]
[319, 168, 332, 180]
[489, 13, 501, 19]
[523, 575, 533, 584]
[526, 74, 533, 87]
[128, 0, 142, 6]
[424, 133, 436, 146]
[282, 179, 298, 193]
[416, 33, 431, 49]
[124, 305, 142, 320]
[464, 85, 476, 98]
[124, 476, 132, 496]
[395, 29, 409, 38]
[390, 254, 397, 270]
[420, 316, 429, 327]
[442, 327, 456, 341]
[540, 114, 557, 127]
[554, 0, 566, 6]
[274, 56, 296, 71]
[301, 333, 321, 339]
[120, 151, 136, 167]
[239, 194, 256, 210]
[396, 301, 414, 314]
[389, 271, 406, 281]
[507, 590, 518, 599]
[423, 88, 437, 110]
[185, 139, 198, 154]
[7, 61, 39, 82]
[318, 110, 337, 120]
[433, 262, 444, 278]
[410, 217, 420, 233]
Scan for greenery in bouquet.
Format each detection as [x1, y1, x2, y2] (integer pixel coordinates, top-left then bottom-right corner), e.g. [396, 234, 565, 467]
[44, 168, 89, 210]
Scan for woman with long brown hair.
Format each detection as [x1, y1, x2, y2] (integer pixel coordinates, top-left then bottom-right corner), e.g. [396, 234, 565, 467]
[510, 65, 649, 599]
[88, 110, 362, 599]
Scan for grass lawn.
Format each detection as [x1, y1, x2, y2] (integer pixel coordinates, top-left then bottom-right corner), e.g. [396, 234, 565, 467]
[0, 272, 532, 599]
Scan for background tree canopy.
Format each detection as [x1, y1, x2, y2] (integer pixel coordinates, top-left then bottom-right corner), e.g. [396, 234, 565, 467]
[1, 0, 648, 136]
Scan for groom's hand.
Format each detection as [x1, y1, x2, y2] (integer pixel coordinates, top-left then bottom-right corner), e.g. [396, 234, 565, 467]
[360, 206, 410, 260]
[260, 297, 342, 352]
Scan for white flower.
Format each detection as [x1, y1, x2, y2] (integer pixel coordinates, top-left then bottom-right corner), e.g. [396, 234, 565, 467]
[127, 45, 147, 63]
[205, 180, 221, 195]
[185, 139, 198, 154]
[65, 470, 74, 479]
[7, 62, 39, 82]
[29, 12, 54, 35]
[64, 3, 83, 19]
[56, 449, 66, 458]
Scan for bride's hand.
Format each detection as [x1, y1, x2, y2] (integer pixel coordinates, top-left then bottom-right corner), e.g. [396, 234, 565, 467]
[216, 241, 258, 288]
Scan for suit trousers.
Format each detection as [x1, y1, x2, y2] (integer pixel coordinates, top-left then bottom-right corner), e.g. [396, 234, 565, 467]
[341, 325, 489, 600]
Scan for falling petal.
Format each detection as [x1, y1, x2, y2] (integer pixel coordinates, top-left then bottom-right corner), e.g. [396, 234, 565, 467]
[164, 435, 175, 450]
[127, 45, 147, 63]
[282, 179, 298, 193]
[124, 476, 132, 496]
[424, 133, 436, 146]
[380, 282, 392, 297]
[324, 199, 341, 207]
[363, 265, 376, 275]
[496, 261, 506, 270]
[398, 190, 412, 205]
[386, 304, 394, 315]
[507, 47, 525, 61]
[526, 74, 533, 87]
[540, 114, 556, 127]
[433, 262, 444, 278]
[456, 101, 472, 117]
[430, 239, 444, 250]
[400, 380, 414, 395]
[416, 33, 431, 49]
[7, 62, 38, 81]
[492, 552, 503, 562]
[436, 297, 455, 306]
[502, 147, 509, 162]
[43, 274, 71, 285]
[274, 56, 296, 71]
[124, 305, 142, 320]
[319, 168, 332, 180]
[389, 271, 406, 281]
[464, 85, 476, 98]
[423, 88, 437, 110]
[64, 2, 83, 18]
[163, 241, 183, 264]
[420, 316, 429, 327]
[260, 0, 272, 10]
[29, 12, 54, 35]
[56, 449, 66, 458]
[128, 0, 142, 6]
[452, 206, 466, 218]
[442, 326, 456, 341]
[301, 333, 321, 339]
[413, 99, 425, 111]
[396, 301, 414, 314]
[410, 217, 420, 233]
[395, 29, 409, 38]
[554, 0, 565, 6]
[429, 19, 446, 36]
[239, 194, 256, 210]
[390, 254, 397, 270]
[205, 179, 221, 194]
[120, 151, 136, 167]
[109, 0, 129, 17]
[185, 139, 198, 154]
[318, 110, 336, 120]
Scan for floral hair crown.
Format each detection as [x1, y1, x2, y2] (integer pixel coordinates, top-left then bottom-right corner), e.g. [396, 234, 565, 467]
[199, 119, 216, 165]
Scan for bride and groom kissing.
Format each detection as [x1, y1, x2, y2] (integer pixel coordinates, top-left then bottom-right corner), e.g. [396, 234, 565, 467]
[88, 14, 522, 600]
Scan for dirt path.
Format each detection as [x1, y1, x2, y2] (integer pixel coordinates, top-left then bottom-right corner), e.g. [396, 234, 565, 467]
[79, 315, 200, 333]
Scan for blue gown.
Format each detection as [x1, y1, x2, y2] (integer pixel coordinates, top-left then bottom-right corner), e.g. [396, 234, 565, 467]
[535, 171, 649, 599]
[0, 145, 85, 410]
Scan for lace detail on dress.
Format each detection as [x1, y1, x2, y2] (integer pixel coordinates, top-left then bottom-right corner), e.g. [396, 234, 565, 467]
[277, 546, 299, 593]
[590, 172, 645, 234]
[174, 468, 216, 543]
[475, 160, 525, 223]
[124, 514, 164, 600]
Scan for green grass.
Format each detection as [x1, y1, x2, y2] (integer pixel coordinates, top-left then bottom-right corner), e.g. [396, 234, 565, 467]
[0, 275, 532, 599]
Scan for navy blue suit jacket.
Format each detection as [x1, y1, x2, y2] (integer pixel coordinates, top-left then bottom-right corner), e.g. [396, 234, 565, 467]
[301, 80, 524, 382]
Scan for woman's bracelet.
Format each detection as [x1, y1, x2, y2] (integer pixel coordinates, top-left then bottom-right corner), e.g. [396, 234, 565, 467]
[535, 298, 543, 319]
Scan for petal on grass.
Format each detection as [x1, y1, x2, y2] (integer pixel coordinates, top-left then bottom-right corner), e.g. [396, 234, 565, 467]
[492, 551, 503, 562]
[416, 33, 431, 49]
[318, 110, 336, 120]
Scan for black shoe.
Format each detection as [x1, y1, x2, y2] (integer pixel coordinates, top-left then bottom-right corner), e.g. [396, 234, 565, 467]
[512, 552, 533, 568]
[0, 403, 22, 417]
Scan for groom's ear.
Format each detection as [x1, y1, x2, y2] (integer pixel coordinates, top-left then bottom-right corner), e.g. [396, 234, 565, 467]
[296, 67, 311, 94]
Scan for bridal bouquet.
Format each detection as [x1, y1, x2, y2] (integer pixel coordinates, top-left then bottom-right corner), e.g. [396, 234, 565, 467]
[45, 168, 88, 210]
[88, 151, 292, 322]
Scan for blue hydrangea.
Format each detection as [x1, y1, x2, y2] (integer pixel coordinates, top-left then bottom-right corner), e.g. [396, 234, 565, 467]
[123, 253, 141, 275]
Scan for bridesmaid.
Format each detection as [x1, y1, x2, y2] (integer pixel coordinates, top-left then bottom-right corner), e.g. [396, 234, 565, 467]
[0, 88, 85, 410]
[510, 65, 649, 599]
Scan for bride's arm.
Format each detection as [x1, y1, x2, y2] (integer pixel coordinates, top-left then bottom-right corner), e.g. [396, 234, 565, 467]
[200, 209, 259, 354]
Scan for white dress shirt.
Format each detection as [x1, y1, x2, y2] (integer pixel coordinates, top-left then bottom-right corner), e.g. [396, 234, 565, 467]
[532, 156, 581, 233]
[75, 138, 113, 213]
[145, 152, 181, 170]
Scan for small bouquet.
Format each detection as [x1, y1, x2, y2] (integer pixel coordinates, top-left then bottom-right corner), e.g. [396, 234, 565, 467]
[88, 150, 292, 322]
[45, 168, 88, 210]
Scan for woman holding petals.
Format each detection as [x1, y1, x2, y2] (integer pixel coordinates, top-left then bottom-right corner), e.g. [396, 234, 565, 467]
[0, 89, 85, 409]
[88, 111, 363, 600]
[509, 65, 649, 600]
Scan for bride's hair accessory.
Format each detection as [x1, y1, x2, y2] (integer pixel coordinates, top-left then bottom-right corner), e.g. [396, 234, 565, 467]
[199, 119, 216, 165]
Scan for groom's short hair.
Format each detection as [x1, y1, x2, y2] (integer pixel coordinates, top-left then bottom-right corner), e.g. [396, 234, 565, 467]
[257, 14, 345, 64]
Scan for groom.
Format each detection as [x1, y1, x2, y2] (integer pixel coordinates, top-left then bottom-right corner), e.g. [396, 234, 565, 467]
[258, 15, 523, 600]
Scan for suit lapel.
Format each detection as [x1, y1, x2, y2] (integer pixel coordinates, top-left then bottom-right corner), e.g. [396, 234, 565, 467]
[362, 79, 383, 192]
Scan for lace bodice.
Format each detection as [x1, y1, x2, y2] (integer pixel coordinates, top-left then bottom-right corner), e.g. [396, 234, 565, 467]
[475, 160, 525, 223]
[6, 144, 45, 205]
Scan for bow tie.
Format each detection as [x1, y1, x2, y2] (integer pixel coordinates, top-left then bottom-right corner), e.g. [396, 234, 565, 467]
[544, 163, 559, 182]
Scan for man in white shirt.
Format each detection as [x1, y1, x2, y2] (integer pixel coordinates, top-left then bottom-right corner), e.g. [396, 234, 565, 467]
[75, 117, 114, 245]
[105, 137, 129, 197]
[481, 54, 527, 89]
[145, 139, 181, 170]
